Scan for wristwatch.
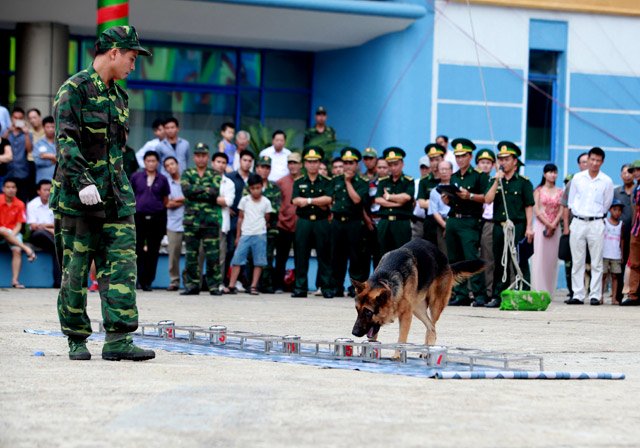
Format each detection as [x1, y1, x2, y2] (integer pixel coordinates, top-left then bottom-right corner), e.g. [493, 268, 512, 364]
[307, 197, 312, 205]
[470, 193, 475, 200]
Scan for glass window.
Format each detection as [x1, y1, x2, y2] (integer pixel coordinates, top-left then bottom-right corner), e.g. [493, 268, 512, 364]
[239, 90, 261, 129]
[264, 51, 312, 90]
[529, 50, 557, 76]
[526, 80, 555, 161]
[240, 51, 261, 87]
[264, 91, 310, 148]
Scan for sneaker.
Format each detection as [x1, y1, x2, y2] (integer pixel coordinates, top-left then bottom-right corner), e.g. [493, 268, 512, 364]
[88, 281, 99, 292]
[313, 289, 323, 297]
[68, 339, 91, 360]
[102, 334, 155, 361]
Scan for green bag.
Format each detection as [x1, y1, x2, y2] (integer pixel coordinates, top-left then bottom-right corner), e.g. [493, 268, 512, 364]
[500, 289, 551, 311]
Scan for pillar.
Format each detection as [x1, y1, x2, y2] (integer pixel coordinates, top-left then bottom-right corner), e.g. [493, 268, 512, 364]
[14, 22, 69, 116]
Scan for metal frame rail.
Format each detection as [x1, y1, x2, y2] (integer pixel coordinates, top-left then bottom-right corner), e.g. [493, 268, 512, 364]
[92, 320, 544, 371]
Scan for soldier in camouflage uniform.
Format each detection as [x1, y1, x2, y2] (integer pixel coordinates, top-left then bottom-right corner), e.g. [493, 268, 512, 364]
[52, 26, 155, 361]
[254, 155, 282, 293]
[180, 143, 223, 295]
[330, 147, 369, 297]
[303, 106, 336, 147]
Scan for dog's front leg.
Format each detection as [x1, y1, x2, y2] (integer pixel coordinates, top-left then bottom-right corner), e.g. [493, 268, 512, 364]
[392, 312, 412, 360]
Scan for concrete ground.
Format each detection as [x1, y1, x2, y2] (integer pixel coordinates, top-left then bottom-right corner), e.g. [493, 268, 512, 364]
[1, 287, 638, 447]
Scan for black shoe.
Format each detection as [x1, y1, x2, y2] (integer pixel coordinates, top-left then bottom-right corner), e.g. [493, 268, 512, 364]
[347, 286, 356, 298]
[260, 287, 275, 294]
[141, 285, 153, 292]
[449, 297, 471, 306]
[565, 298, 584, 305]
[485, 298, 501, 308]
[620, 298, 640, 306]
[180, 288, 200, 296]
[322, 290, 335, 299]
[472, 300, 486, 307]
[291, 291, 307, 298]
[210, 289, 223, 296]
[590, 298, 601, 306]
[334, 290, 345, 298]
[166, 284, 179, 291]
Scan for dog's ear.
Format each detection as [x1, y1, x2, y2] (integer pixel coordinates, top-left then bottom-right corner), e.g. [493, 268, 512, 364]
[351, 279, 366, 295]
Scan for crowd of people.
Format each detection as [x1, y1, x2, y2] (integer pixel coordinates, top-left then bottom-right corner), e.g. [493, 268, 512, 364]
[1, 102, 639, 305]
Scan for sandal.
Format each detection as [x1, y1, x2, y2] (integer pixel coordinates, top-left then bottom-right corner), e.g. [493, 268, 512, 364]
[12, 283, 25, 289]
[249, 286, 259, 295]
[25, 249, 37, 262]
[224, 287, 237, 295]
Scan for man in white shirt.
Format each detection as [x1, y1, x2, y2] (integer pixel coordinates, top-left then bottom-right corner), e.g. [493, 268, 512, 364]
[136, 118, 165, 168]
[212, 152, 236, 279]
[567, 147, 614, 305]
[259, 130, 291, 182]
[27, 180, 60, 287]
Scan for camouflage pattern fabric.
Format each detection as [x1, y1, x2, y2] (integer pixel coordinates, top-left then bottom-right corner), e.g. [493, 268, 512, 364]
[262, 181, 282, 290]
[181, 167, 222, 290]
[51, 65, 135, 219]
[55, 213, 138, 340]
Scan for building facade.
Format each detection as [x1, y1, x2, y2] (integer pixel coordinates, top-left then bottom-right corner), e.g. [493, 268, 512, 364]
[1, 0, 638, 181]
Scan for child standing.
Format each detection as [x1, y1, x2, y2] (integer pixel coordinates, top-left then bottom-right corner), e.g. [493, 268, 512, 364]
[226, 174, 271, 295]
[602, 199, 625, 305]
[217, 122, 236, 171]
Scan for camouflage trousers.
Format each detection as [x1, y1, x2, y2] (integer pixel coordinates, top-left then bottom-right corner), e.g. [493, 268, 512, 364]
[54, 213, 138, 341]
[258, 228, 278, 290]
[183, 224, 221, 291]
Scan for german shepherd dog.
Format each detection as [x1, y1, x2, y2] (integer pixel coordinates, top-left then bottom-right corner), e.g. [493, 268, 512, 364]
[352, 239, 485, 347]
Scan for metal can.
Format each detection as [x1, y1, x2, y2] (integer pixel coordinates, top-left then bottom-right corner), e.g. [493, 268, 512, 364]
[360, 341, 381, 360]
[334, 338, 354, 357]
[208, 325, 227, 345]
[158, 320, 175, 339]
[426, 345, 447, 367]
[283, 335, 301, 354]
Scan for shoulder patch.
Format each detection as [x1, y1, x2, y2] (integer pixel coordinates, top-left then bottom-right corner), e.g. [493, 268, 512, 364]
[321, 174, 332, 181]
[378, 176, 389, 181]
[404, 175, 414, 181]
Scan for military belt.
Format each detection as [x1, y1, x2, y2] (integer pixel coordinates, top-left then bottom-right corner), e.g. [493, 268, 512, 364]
[381, 215, 410, 221]
[301, 214, 328, 221]
[452, 214, 477, 219]
[333, 214, 358, 222]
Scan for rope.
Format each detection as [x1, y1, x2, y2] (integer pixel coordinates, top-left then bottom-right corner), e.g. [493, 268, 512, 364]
[497, 175, 531, 291]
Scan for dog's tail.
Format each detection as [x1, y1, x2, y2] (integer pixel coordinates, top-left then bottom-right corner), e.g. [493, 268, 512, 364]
[450, 259, 486, 285]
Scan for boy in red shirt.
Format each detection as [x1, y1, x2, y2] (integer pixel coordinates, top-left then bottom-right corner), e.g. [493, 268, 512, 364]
[0, 178, 36, 288]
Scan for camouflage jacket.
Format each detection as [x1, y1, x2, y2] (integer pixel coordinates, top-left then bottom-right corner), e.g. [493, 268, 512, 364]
[50, 65, 134, 218]
[181, 167, 222, 228]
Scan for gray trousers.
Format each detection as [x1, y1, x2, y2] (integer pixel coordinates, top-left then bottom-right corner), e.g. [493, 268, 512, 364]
[166, 230, 183, 287]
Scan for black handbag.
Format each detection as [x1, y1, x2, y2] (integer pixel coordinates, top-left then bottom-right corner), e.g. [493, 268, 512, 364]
[558, 234, 572, 262]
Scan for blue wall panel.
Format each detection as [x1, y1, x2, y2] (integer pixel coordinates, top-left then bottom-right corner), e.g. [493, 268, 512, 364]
[313, 0, 435, 178]
[529, 19, 567, 52]
[438, 64, 524, 104]
[568, 111, 640, 148]
[570, 73, 640, 110]
[437, 104, 522, 143]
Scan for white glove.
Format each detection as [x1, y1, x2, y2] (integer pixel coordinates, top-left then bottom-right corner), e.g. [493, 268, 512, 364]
[78, 185, 102, 205]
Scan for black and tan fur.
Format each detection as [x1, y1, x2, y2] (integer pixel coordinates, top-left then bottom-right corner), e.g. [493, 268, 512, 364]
[352, 239, 485, 346]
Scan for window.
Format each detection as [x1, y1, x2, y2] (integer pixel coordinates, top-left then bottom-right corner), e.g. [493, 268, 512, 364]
[525, 50, 558, 161]
[68, 38, 313, 151]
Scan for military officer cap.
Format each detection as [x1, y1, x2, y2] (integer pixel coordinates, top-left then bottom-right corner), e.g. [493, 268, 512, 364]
[194, 142, 210, 154]
[475, 148, 496, 163]
[315, 106, 327, 115]
[424, 143, 446, 158]
[496, 141, 522, 158]
[257, 155, 272, 167]
[287, 152, 302, 163]
[362, 147, 378, 159]
[96, 25, 152, 56]
[383, 147, 406, 162]
[340, 147, 362, 162]
[303, 146, 324, 161]
[451, 138, 477, 156]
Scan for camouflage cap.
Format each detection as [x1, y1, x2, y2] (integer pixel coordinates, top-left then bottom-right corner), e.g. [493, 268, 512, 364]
[287, 152, 302, 163]
[96, 25, 152, 56]
[257, 155, 272, 167]
[194, 142, 210, 154]
[362, 147, 378, 158]
[629, 159, 640, 170]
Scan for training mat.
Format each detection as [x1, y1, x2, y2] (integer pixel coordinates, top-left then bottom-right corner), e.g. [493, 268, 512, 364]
[24, 328, 625, 380]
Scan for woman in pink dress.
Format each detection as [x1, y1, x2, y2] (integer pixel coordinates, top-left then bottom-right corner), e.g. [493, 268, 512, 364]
[531, 163, 564, 295]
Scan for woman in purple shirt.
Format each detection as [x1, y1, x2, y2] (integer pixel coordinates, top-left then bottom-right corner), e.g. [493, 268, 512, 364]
[130, 150, 170, 291]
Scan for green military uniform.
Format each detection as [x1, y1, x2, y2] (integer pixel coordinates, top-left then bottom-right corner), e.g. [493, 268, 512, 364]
[476, 149, 497, 299]
[181, 143, 223, 293]
[487, 141, 535, 306]
[417, 143, 446, 245]
[292, 146, 334, 297]
[445, 138, 490, 305]
[376, 147, 414, 257]
[254, 156, 282, 292]
[52, 26, 153, 360]
[330, 147, 369, 295]
[303, 106, 336, 147]
[358, 147, 380, 282]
